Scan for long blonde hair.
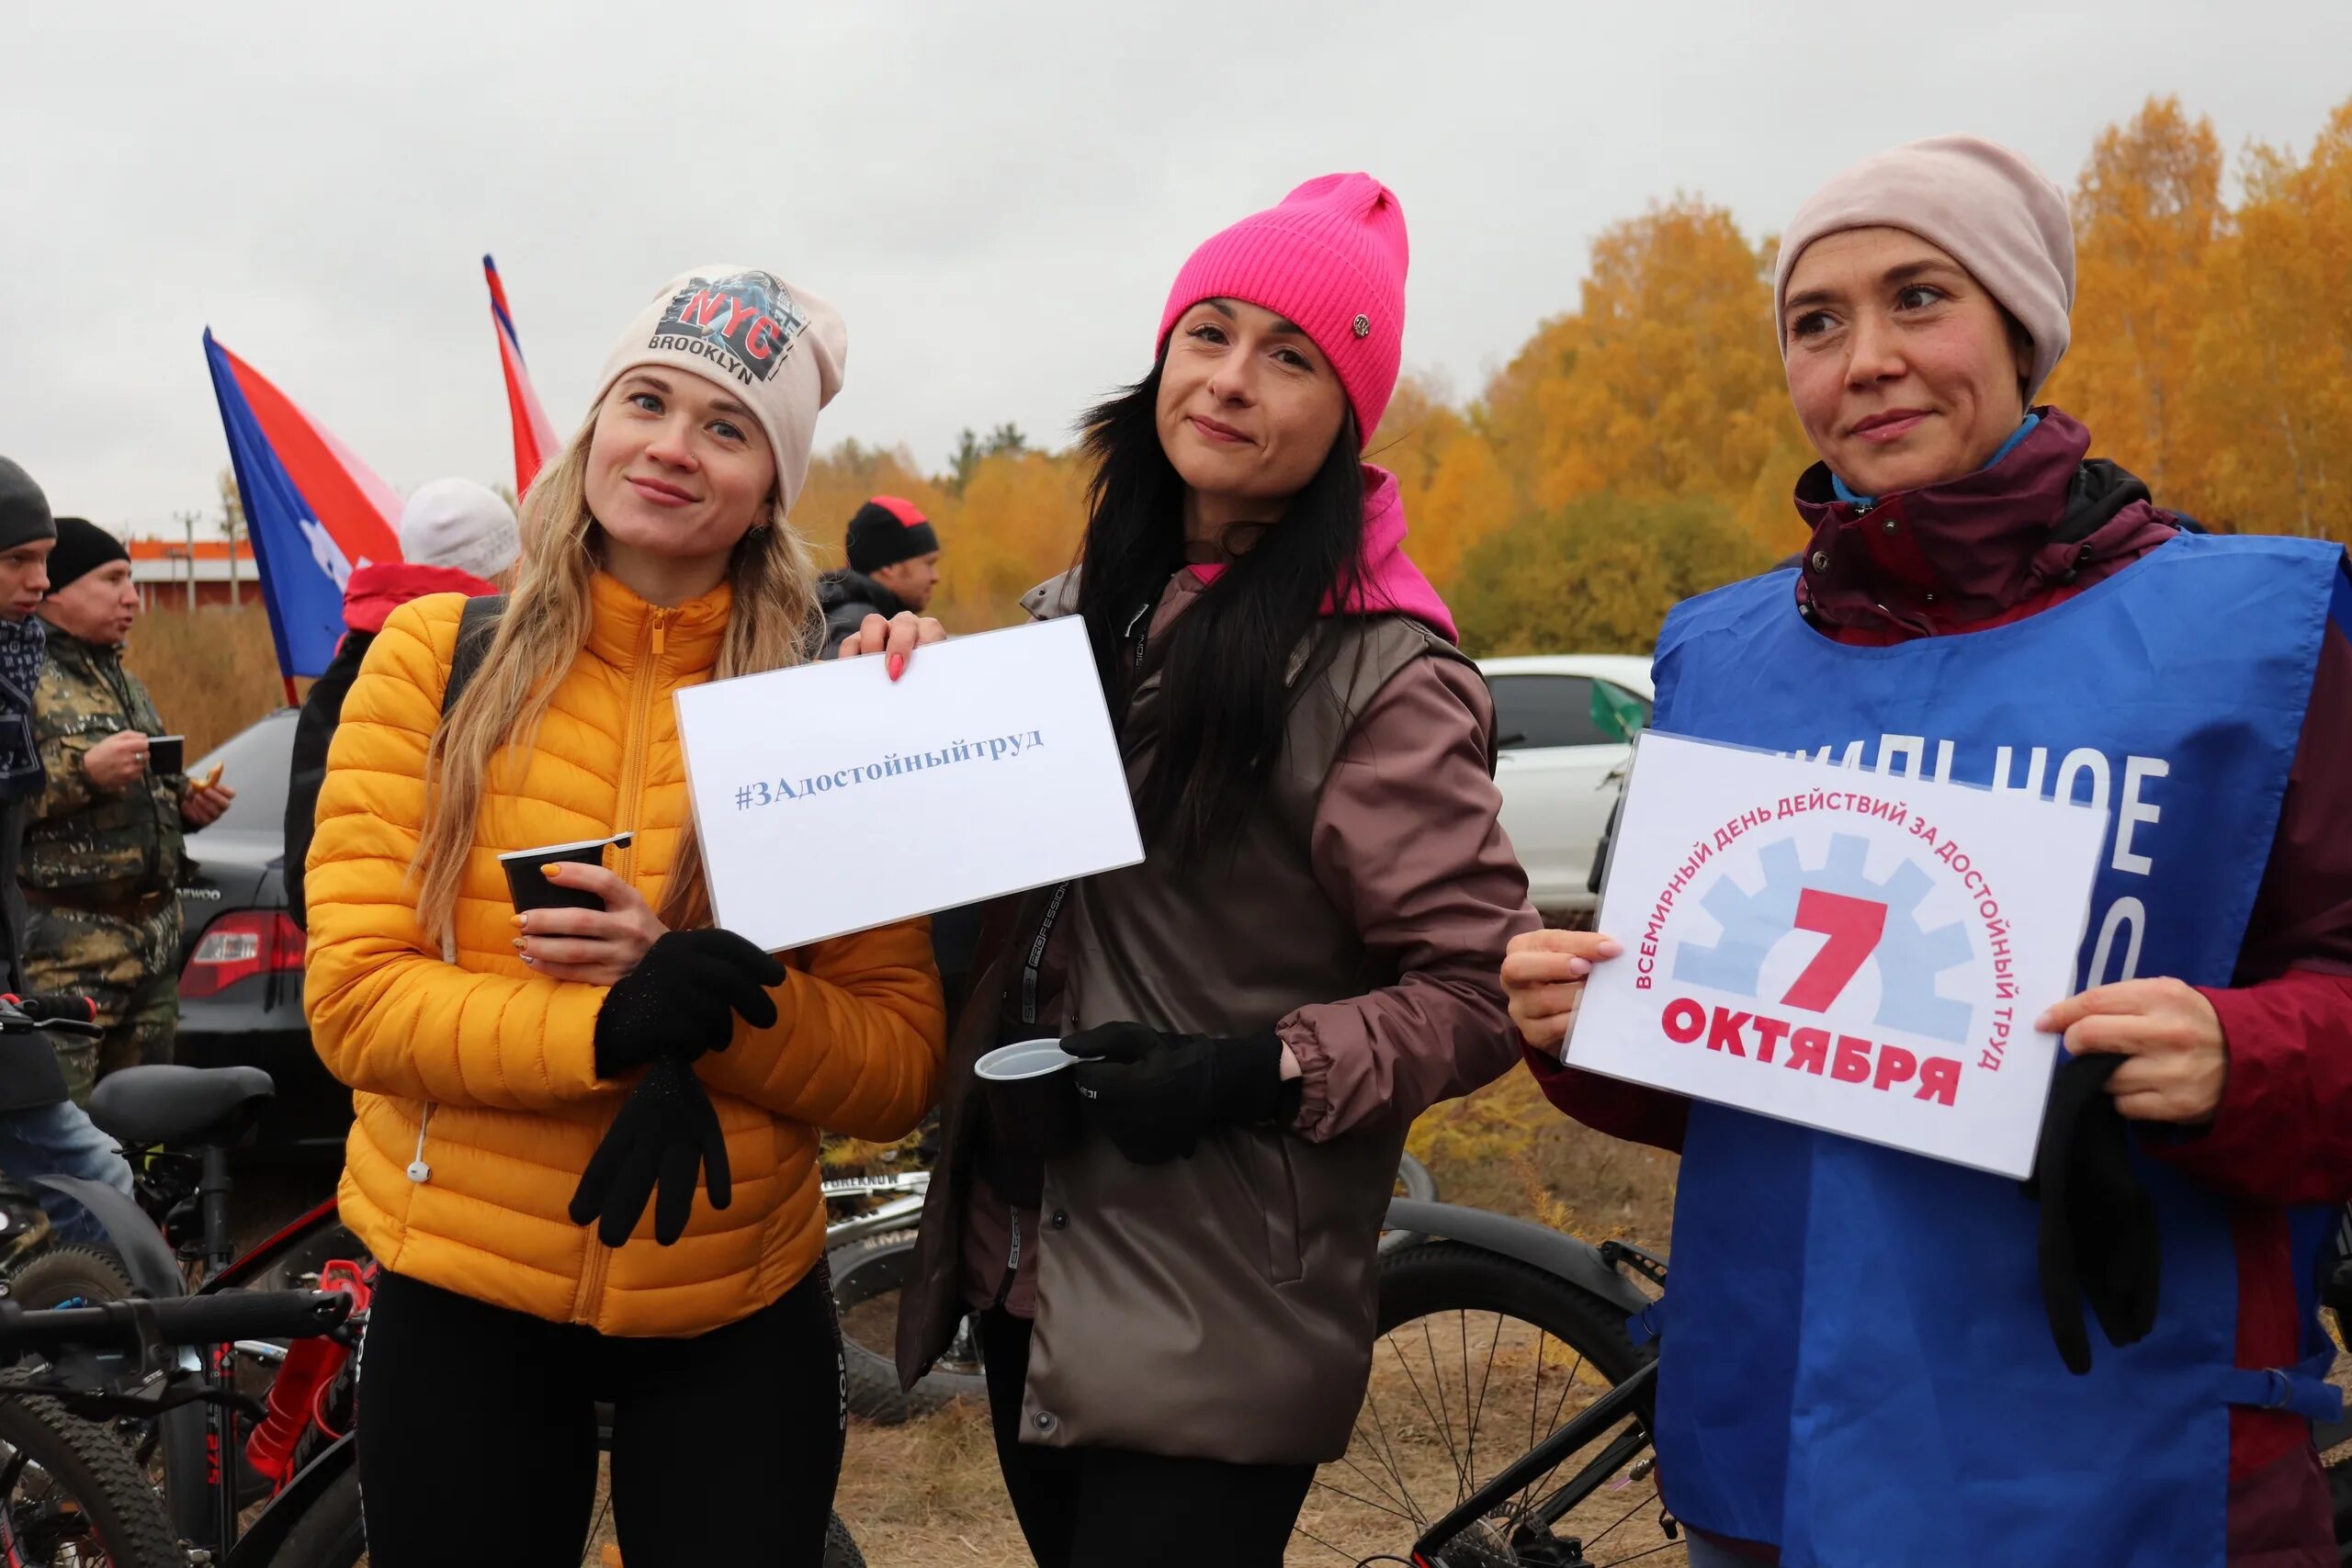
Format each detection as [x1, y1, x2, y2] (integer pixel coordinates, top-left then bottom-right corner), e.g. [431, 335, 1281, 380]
[409, 405, 820, 939]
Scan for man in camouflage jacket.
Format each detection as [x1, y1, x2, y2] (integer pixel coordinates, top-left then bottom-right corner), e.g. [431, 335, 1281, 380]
[25, 521, 233, 1100]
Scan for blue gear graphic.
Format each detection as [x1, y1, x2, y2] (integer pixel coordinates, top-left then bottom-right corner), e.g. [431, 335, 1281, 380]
[1670, 831, 1974, 1044]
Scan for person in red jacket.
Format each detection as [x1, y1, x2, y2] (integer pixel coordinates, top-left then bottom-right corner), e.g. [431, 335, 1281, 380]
[283, 476, 517, 925]
[1506, 136, 2352, 1565]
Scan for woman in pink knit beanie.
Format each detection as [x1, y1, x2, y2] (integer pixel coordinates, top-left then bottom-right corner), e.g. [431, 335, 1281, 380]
[1509, 133, 2352, 1568]
[894, 175, 1537, 1566]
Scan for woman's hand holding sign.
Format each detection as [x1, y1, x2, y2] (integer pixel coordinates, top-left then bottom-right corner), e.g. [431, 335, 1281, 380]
[2038, 978, 2228, 1124]
[837, 610, 946, 682]
[1502, 930, 1625, 1055]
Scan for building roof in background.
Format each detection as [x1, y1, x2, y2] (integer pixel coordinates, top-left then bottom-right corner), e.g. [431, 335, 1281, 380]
[127, 536, 257, 585]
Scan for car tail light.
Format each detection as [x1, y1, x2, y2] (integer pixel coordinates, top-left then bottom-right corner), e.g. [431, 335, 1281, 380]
[181, 911, 306, 1000]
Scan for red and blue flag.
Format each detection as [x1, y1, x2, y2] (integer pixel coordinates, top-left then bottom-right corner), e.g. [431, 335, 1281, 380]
[203, 329, 402, 678]
[485, 254, 560, 496]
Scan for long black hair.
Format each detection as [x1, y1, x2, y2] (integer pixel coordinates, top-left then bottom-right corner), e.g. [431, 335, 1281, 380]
[1074, 360, 1368, 864]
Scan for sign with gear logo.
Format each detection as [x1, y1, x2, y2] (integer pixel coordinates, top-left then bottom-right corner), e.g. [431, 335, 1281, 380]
[1567, 731, 2109, 1178]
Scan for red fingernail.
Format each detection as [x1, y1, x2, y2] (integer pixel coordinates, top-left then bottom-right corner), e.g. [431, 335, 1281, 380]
[887, 654, 906, 682]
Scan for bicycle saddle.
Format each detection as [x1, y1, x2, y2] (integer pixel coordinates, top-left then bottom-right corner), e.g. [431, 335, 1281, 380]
[88, 1065, 277, 1148]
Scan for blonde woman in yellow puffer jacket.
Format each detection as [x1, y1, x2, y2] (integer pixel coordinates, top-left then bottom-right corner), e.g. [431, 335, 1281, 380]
[303, 267, 944, 1566]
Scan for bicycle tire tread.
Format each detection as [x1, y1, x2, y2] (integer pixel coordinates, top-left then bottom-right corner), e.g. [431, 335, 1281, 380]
[0, 1369, 182, 1568]
[268, 1465, 366, 1568]
[1377, 1239, 1652, 1385]
[830, 1235, 984, 1425]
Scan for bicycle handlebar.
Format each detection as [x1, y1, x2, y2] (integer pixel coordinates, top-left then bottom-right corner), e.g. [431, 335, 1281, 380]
[0, 993, 102, 1039]
[0, 1290, 353, 1358]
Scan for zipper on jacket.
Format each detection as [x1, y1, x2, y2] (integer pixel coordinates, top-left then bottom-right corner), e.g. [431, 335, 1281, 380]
[609, 606, 676, 889]
[571, 603, 676, 1324]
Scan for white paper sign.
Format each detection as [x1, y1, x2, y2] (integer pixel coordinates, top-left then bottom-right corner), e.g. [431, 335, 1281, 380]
[673, 617, 1143, 952]
[1568, 731, 2109, 1178]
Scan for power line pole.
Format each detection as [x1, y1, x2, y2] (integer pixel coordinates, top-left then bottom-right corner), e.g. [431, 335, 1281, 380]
[173, 511, 198, 611]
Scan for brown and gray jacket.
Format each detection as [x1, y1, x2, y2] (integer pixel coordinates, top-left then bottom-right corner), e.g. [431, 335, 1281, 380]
[897, 564, 1537, 1466]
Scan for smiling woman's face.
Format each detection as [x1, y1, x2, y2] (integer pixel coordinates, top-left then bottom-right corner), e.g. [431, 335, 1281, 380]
[1781, 226, 2032, 496]
[582, 368, 776, 559]
[1155, 298, 1348, 513]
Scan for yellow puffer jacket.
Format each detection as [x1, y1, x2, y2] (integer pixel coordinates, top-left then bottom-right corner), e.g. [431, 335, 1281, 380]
[304, 575, 944, 1337]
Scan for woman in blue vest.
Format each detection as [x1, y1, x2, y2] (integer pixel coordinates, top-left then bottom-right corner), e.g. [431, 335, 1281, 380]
[1507, 134, 2352, 1567]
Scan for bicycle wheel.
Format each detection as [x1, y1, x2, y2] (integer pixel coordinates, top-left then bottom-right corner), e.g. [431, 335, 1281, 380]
[830, 1234, 984, 1425]
[823, 1510, 869, 1568]
[271, 1466, 365, 1568]
[1293, 1241, 1678, 1567]
[0, 1371, 182, 1567]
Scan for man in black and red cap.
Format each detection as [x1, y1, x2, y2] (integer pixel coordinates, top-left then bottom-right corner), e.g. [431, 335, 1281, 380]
[814, 495, 978, 1020]
[817, 495, 941, 654]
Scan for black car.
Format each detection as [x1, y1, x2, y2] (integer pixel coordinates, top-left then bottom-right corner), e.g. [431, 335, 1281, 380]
[175, 709, 347, 1153]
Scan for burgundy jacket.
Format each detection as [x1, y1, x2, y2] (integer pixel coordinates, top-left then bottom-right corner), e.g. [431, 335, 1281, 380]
[1528, 409, 2352, 1561]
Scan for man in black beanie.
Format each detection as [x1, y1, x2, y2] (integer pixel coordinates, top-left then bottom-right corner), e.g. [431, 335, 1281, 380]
[0, 464, 136, 1247]
[816, 495, 942, 654]
[25, 516, 234, 1099]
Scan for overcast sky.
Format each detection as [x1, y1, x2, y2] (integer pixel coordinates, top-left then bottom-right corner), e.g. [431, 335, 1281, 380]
[8, 1, 2348, 537]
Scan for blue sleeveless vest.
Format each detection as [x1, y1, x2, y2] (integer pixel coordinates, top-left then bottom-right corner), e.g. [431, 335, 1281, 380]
[1646, 533, 2346, 1567]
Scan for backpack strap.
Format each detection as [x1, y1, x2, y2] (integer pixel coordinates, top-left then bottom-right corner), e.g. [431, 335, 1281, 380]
[442, 595, 507, 719]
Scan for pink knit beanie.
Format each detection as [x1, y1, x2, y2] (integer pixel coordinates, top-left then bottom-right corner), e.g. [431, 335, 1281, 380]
[1773, 135, 2075, 401]
[1157, 174, 1409, 446]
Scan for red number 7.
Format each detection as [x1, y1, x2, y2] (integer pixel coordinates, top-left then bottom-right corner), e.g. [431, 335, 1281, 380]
[1781, 889, 1888, 1012]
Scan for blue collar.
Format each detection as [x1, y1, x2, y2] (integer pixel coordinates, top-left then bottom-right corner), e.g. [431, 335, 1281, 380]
[1830, 412, 2042, 509]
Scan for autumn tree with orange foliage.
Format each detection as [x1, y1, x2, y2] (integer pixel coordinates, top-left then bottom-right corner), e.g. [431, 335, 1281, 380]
[2043, 97, 2224, 498]
[2045, 94, 2352, 538]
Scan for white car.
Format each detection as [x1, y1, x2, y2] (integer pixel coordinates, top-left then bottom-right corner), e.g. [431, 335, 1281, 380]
[1479, 654, 1656, 915]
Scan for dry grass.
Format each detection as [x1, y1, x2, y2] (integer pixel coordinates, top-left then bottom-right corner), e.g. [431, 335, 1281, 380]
[120, 604, 298, 758]
[1408, 1068, 1679, 1251]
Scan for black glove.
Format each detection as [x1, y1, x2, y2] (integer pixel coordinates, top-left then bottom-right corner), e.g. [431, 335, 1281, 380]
[2024, 1052, 2162, 1375]
[1064, 1022, 1287, 1166]
[569, 1055, 733, 1247]
[594, 930, 785, 1079]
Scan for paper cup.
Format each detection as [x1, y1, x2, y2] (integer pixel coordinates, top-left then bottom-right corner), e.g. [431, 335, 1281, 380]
[500, 832, 636, 913]
[975, 1038, 1084, 1177]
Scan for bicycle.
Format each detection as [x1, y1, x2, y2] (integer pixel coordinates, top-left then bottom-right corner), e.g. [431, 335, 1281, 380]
[1293, 1195, 1674, 1568]
[1310, 1190, 2352, 1568]
[0, 1282, 354, 1568]
[11, 1061, 869, 1567]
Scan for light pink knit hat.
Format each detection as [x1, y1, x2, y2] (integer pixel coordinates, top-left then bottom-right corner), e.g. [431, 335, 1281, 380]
[1772, 135, 2076, 401]
[1157, 174, 1409, 446]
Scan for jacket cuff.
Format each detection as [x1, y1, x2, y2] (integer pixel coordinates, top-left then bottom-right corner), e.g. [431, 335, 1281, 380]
[2142, 985, 2283, 1174]
[1277, 1014, 1334, 1139]
[1522, 1043, 1691, 1155]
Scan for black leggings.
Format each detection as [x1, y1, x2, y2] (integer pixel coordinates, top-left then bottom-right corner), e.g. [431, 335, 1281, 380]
[978, 1310, 1316, 1567]
[357, 1268, 845, 1568]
